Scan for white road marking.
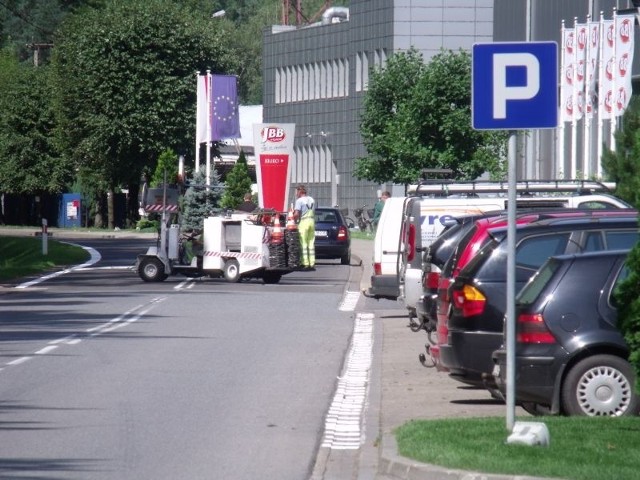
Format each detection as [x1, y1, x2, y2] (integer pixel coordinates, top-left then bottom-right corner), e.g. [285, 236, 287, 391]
[35, 346, 58, 355]
[339, 291, 360, 312]
[7, 357, 32, 366]
[1, 297, 167, 371]
[174, 279, 196, 290]
[15, 244, 101, 289]
[321, 312, 373, 450]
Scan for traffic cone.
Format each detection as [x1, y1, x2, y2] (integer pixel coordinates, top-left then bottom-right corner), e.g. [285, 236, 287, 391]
[286, 204, 297, 230]
[271, 213, 284, 244]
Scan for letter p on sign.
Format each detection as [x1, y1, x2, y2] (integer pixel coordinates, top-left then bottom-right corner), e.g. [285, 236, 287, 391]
[493, 53, 539, 119]
[472, 42, 557, 130]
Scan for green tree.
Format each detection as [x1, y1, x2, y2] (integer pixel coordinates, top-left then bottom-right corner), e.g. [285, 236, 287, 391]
[602, 97, 640, 206]
[0, 60, 73, 196]
[355, 48, 507, 184]
[605, 97, 640, 389]
[0, 0, 105, 64]
[220, 151, 253, 209]
[181, 170, 223, 231]
[151, 148, 180, 187]
[51, 0, 238, 228]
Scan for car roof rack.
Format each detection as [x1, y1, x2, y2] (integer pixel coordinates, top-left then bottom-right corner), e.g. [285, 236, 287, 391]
[407, 179, 616, 196]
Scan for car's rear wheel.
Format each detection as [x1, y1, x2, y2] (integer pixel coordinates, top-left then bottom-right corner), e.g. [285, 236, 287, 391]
[562, 354, 638, 416]
[224, 259, 241, 283]
[340, 250, 351, 265]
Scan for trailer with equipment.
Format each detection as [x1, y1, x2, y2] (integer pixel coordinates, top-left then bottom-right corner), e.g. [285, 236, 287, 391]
[135, 187, 300, 284]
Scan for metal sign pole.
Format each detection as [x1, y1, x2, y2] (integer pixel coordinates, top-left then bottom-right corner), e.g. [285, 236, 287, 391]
[506, 130, 517, 431]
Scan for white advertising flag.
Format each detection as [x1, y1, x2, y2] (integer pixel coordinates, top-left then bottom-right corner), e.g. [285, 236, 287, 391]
[614, 15, 634, 116]
[560, 28, 575, 123]
[599, 20, 615, 120]
[585, 22, 599, 118]
[573, 23, 588, 120]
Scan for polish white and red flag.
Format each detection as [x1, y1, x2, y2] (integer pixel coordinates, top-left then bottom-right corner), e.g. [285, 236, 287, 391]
[614, 15, 635, 116]
[599, 19, 615, 120]
[560, 27, 576, 123]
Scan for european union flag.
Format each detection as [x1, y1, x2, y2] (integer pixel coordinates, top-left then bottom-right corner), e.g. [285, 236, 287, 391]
[211, 74, 240, 140]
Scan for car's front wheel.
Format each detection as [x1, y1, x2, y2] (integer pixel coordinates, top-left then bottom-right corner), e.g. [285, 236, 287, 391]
[138, 257, 168, 282]
[562, 354, 638, 416]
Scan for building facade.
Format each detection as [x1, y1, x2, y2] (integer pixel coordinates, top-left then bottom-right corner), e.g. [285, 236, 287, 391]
[262, 0, 493, 210]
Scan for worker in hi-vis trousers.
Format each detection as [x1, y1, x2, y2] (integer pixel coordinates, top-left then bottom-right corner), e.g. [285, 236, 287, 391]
[293, 184, 316, 271]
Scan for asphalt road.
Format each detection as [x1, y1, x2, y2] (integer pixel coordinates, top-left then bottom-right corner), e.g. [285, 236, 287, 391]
[0, 236, 356, 480]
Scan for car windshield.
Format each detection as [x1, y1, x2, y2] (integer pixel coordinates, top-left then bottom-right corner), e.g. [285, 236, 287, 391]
[516, 257, 562, 306]
[315, 209, 340, 223]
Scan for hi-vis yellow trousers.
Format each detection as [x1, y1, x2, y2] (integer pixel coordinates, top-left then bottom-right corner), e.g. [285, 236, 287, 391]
[298, 216, 315, 267]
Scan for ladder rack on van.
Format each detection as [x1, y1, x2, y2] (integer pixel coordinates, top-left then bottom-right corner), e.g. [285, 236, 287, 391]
[407, 179, 616, 196]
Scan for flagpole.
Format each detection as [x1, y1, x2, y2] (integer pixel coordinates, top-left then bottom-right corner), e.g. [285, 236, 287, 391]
[571, 17, 578, 179]
[610, 8, 617, 153]
[195, 71, 200, 174]
[583, 16, 592, 178]
[206, 70, 212, 187]
[596, 12, 604, 177]
[558, 20, 566, 179]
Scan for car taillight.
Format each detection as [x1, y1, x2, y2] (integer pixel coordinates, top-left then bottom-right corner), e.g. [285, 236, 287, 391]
[452, 284, 486, 317]
[337, 225, 348, 240]
[517, 313, 556, 344]
[424, 272, 440, 290]
[374, 262, 382, 275]
[407, 223, 416, 262]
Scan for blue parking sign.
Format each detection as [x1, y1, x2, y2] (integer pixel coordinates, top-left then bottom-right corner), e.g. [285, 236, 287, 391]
[472, 42, 558, 130]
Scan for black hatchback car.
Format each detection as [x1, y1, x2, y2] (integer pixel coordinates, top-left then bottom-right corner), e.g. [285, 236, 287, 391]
[492, 249, 638, 416]
[444, 214, 639, 389]
[314, 207, 351, 265]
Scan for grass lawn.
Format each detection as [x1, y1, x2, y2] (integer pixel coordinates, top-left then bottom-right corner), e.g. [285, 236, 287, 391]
[0, 236, 90, 283]
[396, 416, 640, 480]
[350, 229, 375, 240]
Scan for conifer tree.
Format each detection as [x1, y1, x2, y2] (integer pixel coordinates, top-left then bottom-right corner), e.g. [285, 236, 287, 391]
[220, 151, 253, 209]
[180, 169, 223, 232]
[606, 97, 640, 392]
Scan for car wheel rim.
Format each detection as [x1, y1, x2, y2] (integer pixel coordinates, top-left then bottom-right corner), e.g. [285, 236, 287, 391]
[577, 366, 632, 416]
[144, 264, 158, 277]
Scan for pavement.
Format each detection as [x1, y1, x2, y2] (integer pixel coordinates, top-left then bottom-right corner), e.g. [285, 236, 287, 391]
[349, 237, 547, 480]
[1, 227, 542, 479]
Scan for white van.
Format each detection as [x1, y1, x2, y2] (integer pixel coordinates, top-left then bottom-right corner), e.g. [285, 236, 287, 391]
[364, 197, 406, 300]
[365, 179, 631, 313]
[397, 180, 632, 322]
[364, 195, 507, 300]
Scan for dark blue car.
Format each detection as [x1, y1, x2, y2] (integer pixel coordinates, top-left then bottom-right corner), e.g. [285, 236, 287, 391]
[314, 207, 351, 265]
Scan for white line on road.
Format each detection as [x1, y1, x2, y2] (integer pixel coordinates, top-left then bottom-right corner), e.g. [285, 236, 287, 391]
[35, 346, 59, 355]
[321, 312, 373, 450]
[7, 357, 32, 366]
[1, 296, 168, 372]
[15, 244, 101, 289]
[339, 291, 360, 312]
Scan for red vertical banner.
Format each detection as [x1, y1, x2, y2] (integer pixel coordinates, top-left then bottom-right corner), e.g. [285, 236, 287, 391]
[259, 154, 290, 211]
[253, 124, 295, 212]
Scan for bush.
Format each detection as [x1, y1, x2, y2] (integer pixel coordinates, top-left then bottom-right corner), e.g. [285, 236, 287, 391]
[136, 218, 159, 232]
